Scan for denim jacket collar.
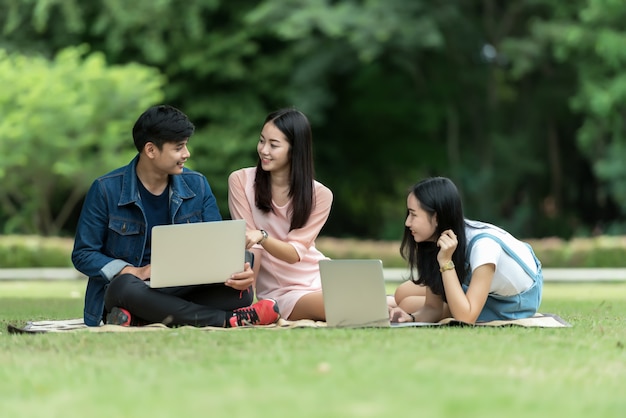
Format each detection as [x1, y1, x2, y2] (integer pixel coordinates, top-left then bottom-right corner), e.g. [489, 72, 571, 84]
[119, 154, 196, 207]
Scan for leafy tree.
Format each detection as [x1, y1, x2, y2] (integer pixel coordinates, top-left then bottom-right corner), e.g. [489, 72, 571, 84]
[529, 0, 626, 232]
[244, 0, 585, 238]
[246, 0, 454, 238]
[0, 45, 163, 235]
[1, 0, 624, 239]
[1, 0, 290, 218]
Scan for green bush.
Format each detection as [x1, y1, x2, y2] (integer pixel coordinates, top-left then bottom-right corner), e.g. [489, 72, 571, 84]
[0, 235, 74, 268]
[0, 46, 164, 236]
[1, 235, 625, 269]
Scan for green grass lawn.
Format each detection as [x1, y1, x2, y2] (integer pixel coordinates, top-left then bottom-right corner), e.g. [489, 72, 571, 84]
[1, 280, 625, 418]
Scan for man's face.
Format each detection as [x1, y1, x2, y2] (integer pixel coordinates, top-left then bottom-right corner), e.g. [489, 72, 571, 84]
[152, 139, 190, 175]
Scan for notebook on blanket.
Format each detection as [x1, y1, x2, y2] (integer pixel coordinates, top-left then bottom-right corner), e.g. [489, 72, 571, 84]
[319, 259, 430, 328]
[149, 219, 247, 288]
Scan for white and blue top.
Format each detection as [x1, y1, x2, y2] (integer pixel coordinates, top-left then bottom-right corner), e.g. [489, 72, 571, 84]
[463, 219, 543, 321]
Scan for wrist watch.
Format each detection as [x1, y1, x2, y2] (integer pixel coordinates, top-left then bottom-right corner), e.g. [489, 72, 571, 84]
[258, 229, 269, 244]
[439, 260, 455, 273]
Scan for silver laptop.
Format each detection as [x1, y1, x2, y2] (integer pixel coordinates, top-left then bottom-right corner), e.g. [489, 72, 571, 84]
[319, 259, 428, 328]
[149, 219, 246, 288]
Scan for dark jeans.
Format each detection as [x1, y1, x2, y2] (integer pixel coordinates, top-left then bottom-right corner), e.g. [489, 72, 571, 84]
[104, 274, 253, 327]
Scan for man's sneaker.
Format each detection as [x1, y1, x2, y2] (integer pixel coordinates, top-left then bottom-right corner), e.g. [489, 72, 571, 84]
[229, 299, 280, 327]
[106, 307, 133, 326]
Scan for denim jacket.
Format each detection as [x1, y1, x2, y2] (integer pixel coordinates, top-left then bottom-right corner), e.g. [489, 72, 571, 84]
[71, 155, 222, 326]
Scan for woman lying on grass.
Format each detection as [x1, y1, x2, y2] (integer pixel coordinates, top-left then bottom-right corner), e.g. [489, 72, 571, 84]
[389, 177, 543, 324]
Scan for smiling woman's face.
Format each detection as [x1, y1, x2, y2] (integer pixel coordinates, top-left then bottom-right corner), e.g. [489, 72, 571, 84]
[257, 121, 291, 175]
[405, 193, 437, 243]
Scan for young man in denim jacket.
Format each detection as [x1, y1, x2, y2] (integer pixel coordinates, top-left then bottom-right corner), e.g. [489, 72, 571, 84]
[72, 105, 280, 328]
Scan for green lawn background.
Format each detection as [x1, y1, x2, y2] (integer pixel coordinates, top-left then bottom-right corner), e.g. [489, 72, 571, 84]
[1, 280, 625, 418]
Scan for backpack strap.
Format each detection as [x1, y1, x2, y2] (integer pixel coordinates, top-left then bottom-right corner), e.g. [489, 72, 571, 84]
[466, 232, 540, 279]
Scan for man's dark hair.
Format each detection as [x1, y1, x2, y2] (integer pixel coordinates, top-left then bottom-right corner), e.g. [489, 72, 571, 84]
[132, 105, 195, 152]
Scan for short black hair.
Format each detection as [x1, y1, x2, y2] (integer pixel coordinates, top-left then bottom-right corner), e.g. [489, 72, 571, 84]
[132, 105, 195, 152]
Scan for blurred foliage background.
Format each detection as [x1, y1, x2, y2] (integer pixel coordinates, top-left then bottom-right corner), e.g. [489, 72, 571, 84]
[1, 0, 626, 243]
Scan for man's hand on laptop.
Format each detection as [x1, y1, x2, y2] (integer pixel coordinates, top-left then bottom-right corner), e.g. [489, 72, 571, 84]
[225, 262, 254, 290]
[118, 265, 151, 281]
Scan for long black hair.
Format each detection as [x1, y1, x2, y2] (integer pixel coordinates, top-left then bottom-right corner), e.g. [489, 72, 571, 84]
[254, 108, 315, 231]
[399, 177, 468, 299]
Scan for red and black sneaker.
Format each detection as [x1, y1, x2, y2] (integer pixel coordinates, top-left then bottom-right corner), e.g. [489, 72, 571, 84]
[229, 299, 280, 327]
[106, 307, 133, 327]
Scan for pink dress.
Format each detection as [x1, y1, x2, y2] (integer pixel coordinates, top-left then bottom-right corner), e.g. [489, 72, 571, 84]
[228, 167, 333, 318]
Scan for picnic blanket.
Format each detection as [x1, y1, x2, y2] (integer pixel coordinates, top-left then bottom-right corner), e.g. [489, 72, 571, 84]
[6, 313, 570, 334]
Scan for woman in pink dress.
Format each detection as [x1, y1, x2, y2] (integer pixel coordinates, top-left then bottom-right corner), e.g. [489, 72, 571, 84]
[228, 108, 333, 321]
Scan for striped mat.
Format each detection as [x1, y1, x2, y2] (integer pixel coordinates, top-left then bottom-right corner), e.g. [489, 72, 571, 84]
[6, 313, 571, 334]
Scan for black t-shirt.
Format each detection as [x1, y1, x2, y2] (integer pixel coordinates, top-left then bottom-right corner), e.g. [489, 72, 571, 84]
[137, 177, 169, 265]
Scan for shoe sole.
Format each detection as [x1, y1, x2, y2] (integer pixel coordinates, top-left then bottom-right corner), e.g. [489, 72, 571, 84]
[106, 308, 131, 326]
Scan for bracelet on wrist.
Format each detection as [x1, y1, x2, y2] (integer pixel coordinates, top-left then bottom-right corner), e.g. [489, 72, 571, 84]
[408, 313, 416, 322]
[439, 260, 455, 273]
[258, 229, 269, 244]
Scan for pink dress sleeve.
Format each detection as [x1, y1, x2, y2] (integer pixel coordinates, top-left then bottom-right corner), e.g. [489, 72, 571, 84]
[228, 168, 256, 230]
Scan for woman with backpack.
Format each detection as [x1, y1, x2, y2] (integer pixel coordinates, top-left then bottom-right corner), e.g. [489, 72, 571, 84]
[389, 177, 543, 324]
